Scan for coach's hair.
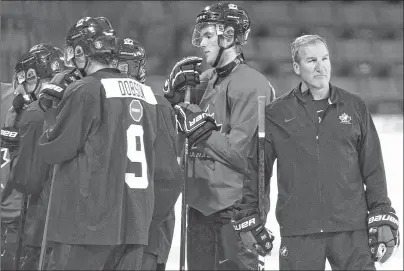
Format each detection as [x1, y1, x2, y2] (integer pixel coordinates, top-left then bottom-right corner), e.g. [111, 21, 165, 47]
[290, 34, 329, 63]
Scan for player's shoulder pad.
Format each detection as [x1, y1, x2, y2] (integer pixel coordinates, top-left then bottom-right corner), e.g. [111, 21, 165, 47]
[100, 77, 157, 105]
[229, 64, 272, 95]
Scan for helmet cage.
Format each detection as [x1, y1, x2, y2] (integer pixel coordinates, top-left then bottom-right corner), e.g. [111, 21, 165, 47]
[191, 3, 251, 48]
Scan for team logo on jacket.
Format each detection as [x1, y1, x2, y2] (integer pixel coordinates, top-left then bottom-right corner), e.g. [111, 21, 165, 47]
[280, 246, 288, 257]
[339, 112, 351, 124]
[129, 100, 143, 122]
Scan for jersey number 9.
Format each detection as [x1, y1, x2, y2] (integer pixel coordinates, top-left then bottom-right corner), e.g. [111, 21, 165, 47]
[125, 124, 148, 189]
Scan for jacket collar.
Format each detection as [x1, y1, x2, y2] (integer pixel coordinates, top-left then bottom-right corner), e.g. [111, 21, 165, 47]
[293, 82, 344, 104]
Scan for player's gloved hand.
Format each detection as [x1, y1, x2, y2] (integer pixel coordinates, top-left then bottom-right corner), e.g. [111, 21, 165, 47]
[12, 93, 28, 114]
[163, 56, 203, 106]
[232, 209, 274, 257]
[174, 102, 218, 147]
[368, 209, 400, 263]
[38, 68, 83, 111]
[1, 126, 20, 150]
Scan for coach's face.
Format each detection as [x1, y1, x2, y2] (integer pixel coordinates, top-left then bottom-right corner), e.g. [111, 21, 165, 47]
[199, 25, 219, 66]
[293, 41, 331, 90]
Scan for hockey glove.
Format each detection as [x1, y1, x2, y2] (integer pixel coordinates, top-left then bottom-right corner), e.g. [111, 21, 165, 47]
[12, 93, 28, 114]
[232, 210, 274, 257]
[38, 68, 83, 111]
[163, 56, 203, 106]
[1, 127, 20, 151]
[174, 102, 218, 147]
[368, 209, 400, 263]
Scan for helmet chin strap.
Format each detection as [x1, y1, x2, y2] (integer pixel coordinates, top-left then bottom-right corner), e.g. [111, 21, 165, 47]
[212, 36, 235, 68]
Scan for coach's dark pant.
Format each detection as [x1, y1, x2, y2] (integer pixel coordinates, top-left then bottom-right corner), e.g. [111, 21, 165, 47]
[187, 207, 258, 270]
[47, 242, 143, 270]
[279, 230, 375, 270]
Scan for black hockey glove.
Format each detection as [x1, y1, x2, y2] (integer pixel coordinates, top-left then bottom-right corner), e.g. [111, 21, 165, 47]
[12, 93, 28, 114]
[232, 209, 274, 256]
[163, 56, 203, 106]
[1, 126, 20, 151]
[368, 209, 400, 263]
[38, 68, 83, 111]
[174, 102, 218, 147]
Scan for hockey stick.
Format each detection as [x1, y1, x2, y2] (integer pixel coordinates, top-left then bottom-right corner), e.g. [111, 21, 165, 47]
[257, 96, 266, 271]
[38, 167, 57, 270]
[14, 192, 29, 270]
[179, 85, 191, 271]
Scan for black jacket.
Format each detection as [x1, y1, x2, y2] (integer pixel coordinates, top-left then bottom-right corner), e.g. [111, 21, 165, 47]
[265, 83, 393, 237]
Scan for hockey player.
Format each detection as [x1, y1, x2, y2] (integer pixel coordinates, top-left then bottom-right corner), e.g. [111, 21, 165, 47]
[163, 3, 275, 270]
[112, 36, 183, 271]
[5, 43, 71, 270]
[264, 34, 400, 270]
[37, 17, 159, 270]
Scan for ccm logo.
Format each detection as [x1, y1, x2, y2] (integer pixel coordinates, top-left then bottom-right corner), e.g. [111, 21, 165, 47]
[189, 113, 209, 127]
[233, 218, 256, 231]
[369, 215, 399, 226]
[1, 130, 18, 138]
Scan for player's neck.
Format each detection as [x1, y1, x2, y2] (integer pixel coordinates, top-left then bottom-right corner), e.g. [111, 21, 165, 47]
[85, 61, 110, 75]
[217, 49, 238, 68]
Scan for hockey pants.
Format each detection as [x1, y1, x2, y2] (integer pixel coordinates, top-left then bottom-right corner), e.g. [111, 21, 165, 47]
[187, 207, 258, 270]
[279, 230, 376, 270]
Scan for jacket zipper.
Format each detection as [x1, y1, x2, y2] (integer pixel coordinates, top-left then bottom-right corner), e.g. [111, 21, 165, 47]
[316, 99, 333, 233]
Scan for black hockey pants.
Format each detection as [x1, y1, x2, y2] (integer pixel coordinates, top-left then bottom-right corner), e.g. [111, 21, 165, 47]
[187, 207, 258, 270]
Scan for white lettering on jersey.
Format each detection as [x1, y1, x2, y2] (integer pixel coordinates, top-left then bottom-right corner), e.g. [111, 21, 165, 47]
[101, 78, 157, 105]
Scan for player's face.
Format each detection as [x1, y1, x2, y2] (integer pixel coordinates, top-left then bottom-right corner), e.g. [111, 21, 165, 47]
[293, 41, 331, 90]
[199, 25, 220, 66]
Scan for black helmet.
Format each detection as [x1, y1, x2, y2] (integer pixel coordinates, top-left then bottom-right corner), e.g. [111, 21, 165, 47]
[13, 43, 66, 94]
[191, 3, 251, 48]
[64, 16, 117, 67]
[112, 37, 146, 84]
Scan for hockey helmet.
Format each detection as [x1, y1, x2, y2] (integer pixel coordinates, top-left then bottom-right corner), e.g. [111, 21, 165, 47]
[64, 16, 117, 67]
[112, 37, 146, 84]
[191, 3, 251, 48]
[13, 43, 66, 95]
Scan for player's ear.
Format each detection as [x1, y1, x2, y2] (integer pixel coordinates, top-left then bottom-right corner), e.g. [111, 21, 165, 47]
[293, 61, 300, 75]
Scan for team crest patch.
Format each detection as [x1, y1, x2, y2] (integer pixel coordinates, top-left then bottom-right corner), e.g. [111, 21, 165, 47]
[94, 40, 103, 49]
[124, 38, 134, 46]
[280, 246, 288, 257]
[339, 112, 352, 124]
[129, 99, 143, 122]
[51, 60, 60, 72]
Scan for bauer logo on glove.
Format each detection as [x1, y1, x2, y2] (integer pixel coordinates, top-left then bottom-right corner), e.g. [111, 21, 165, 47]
[1, 127, 20, 150]
[174, 103, 218, 147]
[232, 211, 274, 257]
[368, 210, 400, 264]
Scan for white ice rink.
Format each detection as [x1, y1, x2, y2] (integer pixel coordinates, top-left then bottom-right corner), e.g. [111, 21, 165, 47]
[166, 115, 403, 270]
